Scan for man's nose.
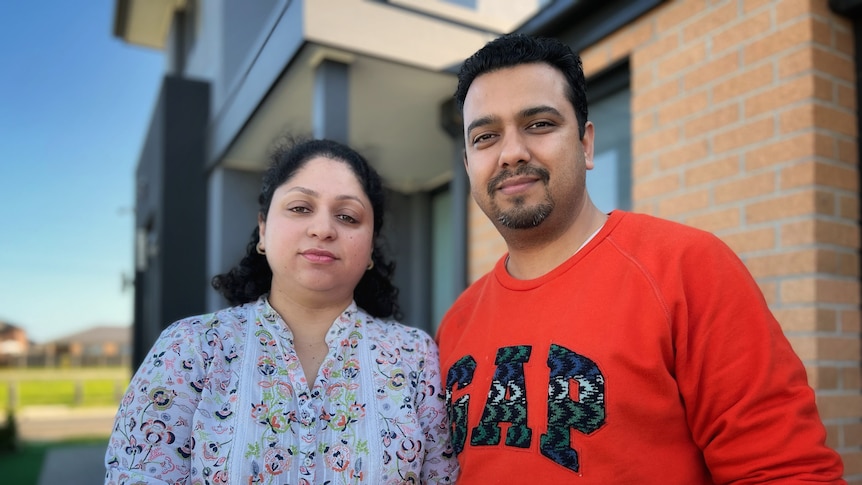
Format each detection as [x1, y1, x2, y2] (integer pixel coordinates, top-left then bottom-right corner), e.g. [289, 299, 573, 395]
[498, 131, 530, 167]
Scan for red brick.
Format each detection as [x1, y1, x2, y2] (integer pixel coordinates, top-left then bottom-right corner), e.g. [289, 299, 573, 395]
[720, 226, 775, 254]
[781, 219, 861, 248]
[712, 63, 774, 103]
[658, 140, 709, 170]
[657, 189, 710, 217]
[683, 52, 741, 90]
[745, 74, 833, 117]
[712, 117, 775, 153]
[746, 190, 835, 223]
[714, 171, 776, 204]
[609, 21, 655, 63]
[713, 10, 772, 54]
[685, 207, 742, 234]
[633, 173, 681, 200]
[744, 18, 815, 64]
[657, 91, 709, 126]
[780, 104, 858, 137]
[839, 195, 859, 220]
[682, 1, 738, 42]
[746, 249, 820, 278]
[685, 156, 741, 186]
[632, 79, 681, 113]
[633, 32, 680, 71]
[780, 161, 859, 191]
[685, 105, 740, 138]
[743, 0, 773, 14]
[745, 132, 832, 171]
[772, 307, 838, 332]
[781, 277, 860, 304]
[817, 394, 862, 420]
[634, 126, 681, 156]
[655, 0, 708, 33]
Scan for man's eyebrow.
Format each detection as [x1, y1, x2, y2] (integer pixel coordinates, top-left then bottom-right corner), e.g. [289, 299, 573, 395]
[466, 106, 564, 135]
[466, 115, 498, 136]
[521, 105, 562, 119]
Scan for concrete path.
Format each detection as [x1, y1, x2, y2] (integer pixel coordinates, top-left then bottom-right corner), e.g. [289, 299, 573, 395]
[38, 443, 107, 485]
[16, 405, 117, 442]
[11, 406, 117, 485]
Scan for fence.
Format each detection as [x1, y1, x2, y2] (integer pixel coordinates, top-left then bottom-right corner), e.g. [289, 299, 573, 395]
[0, 367, 131, 411]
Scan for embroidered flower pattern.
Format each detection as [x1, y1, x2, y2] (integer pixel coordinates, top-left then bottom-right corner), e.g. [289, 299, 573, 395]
[105, 298, 458, 484]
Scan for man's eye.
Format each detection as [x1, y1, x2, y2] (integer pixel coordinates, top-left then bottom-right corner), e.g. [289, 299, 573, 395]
[473, 133, 495, 144]
[528, 121, 552, 129]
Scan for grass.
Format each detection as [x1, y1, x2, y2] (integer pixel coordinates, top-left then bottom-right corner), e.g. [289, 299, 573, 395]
[0, 367, 127, 483]
[0, 367, 130, 411]
[0, 436, 109, 485]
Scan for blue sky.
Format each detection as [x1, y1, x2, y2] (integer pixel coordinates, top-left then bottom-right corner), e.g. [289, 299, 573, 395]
[0, 1, 164, 343]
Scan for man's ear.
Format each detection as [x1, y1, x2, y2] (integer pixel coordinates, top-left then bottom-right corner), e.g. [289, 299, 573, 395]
[582, 121, 596, 170]
[463, 150, 469, 169]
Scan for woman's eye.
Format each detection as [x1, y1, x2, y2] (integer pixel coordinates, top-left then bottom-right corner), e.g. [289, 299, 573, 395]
[337, 214, 358, 224]
[288, 206, 310, 213]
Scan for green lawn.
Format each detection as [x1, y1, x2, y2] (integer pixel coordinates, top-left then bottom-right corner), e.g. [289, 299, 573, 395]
[0, 367, 130, 410]
[0, 436, 109, 485]
[0, 368, 125, 484]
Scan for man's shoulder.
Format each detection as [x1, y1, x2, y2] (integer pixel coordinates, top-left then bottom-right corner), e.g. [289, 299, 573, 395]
[610, 211, 725, 250]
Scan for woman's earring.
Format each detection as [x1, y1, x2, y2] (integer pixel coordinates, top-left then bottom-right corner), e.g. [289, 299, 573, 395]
[366, 260, 374, 270]
[256, 243, 266, 255]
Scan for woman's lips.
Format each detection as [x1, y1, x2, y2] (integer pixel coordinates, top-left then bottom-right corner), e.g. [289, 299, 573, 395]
[301, 249, 337, 262]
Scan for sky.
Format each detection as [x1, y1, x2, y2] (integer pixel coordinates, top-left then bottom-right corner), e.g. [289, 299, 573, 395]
[0, 1, 165, 343]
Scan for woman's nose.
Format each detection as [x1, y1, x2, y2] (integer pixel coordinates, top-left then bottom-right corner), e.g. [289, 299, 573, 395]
[307, 213, 336, 239]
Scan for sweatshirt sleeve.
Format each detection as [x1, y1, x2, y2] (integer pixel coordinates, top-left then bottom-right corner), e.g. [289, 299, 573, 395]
[105, 319, 205, 485]
[671, 233, 845, 484]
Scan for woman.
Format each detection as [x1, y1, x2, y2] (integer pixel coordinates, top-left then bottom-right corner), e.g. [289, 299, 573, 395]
[105, 139, 458, 484]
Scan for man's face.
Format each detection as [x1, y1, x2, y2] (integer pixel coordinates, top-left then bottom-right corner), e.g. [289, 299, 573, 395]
[462, 63, 594, 237]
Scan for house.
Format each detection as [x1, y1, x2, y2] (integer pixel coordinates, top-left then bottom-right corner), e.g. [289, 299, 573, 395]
[112, 0, 862, 477]
[50, 325, 132, 366]
[0, 321, 28, 366]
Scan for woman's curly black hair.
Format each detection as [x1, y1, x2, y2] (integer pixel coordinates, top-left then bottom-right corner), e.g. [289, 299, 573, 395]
[211, 138, 401, 319]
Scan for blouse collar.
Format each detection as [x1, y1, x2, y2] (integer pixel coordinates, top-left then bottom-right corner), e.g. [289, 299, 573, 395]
[255, 295, 365, 345]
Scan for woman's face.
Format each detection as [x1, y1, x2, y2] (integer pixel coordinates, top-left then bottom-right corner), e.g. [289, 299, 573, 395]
[258, 156, 374, 304]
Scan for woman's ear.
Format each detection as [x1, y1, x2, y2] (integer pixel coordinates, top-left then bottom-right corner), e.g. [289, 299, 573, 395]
[257, 213, 266, 241]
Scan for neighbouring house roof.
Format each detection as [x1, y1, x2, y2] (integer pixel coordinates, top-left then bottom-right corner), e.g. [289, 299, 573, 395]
[53, 326, 132, 346]
[0, 320, 24, 336]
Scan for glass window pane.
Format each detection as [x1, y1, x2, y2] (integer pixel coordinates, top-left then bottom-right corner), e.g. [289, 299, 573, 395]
[588, 87, 632, 213]
[431, 188, 454, 330]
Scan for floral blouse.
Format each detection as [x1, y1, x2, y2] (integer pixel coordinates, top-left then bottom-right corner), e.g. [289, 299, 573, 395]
[105, 297, 458, 484]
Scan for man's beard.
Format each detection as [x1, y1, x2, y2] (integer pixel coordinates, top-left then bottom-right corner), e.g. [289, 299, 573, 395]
[487, 165, 553, 229]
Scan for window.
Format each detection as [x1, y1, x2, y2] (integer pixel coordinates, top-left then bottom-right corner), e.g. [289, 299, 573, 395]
[430, 186, 455, 331]
[586, 61, 631, 213]
[440, 0, 477, 8]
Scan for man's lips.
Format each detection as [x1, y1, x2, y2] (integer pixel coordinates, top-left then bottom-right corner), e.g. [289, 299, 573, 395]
[301, 249, 337, 262]
[497, 176, 539, 195]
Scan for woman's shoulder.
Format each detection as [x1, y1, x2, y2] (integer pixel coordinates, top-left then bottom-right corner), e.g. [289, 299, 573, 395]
[361, 312, 437, 350]
[160, 302, 256, 341]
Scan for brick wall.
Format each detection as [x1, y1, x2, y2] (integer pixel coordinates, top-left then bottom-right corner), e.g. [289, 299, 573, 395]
[465, 0, 861, 479]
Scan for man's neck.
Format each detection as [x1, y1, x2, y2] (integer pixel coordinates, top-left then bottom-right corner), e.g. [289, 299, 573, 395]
[504, 205, 608, 280]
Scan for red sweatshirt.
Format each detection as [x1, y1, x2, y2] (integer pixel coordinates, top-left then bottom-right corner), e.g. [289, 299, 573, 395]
[437, 211, 845, 484]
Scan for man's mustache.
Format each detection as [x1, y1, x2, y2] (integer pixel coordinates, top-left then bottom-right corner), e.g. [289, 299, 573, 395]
[487, 165, 551, 196]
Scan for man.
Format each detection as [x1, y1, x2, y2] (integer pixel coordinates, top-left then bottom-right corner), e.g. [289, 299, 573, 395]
[436, 33, 845, 484]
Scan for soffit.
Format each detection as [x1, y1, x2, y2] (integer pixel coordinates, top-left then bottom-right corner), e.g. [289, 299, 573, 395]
[221, 44, 459, 194]
[113, 0, 186, 49]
